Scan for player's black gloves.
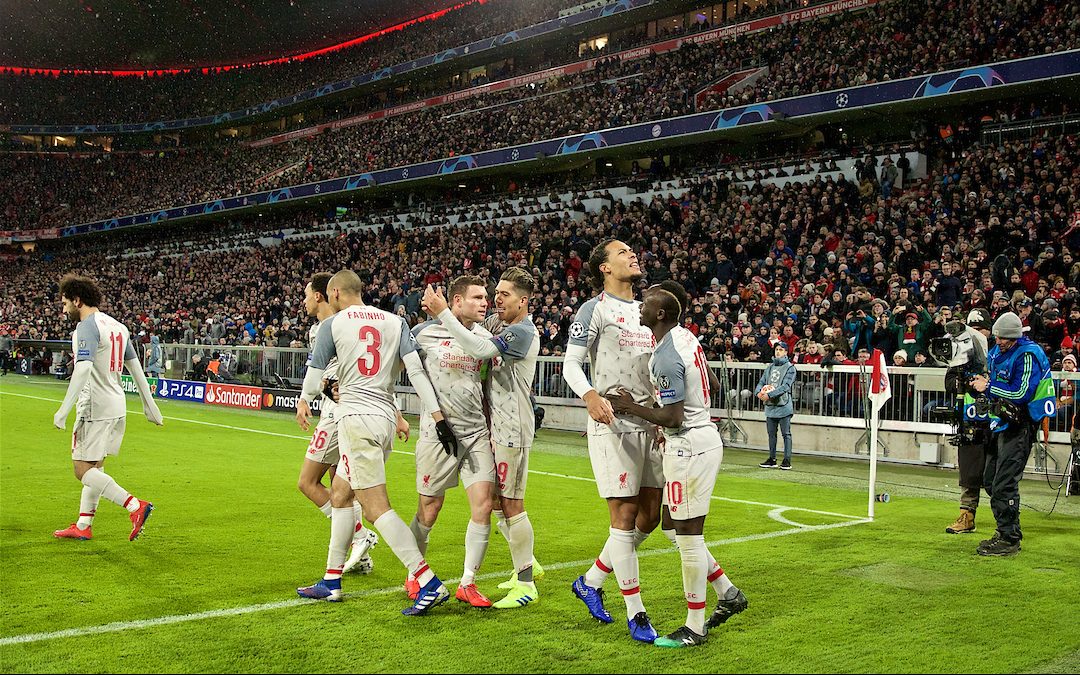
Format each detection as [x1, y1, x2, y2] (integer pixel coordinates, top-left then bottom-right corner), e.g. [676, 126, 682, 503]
[436, 420, 459, 457]
[322, 379, 336, 401]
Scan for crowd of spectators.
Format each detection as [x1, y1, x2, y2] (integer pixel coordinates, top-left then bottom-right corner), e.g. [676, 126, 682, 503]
[0, 0, 590, 125]
[4, 125, 1078, 391]
[4, 0, 1077, 233]
[0, 0, 827, 127]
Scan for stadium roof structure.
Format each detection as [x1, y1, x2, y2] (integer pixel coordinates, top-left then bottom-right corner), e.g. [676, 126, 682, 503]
[0, 0, 470, 72]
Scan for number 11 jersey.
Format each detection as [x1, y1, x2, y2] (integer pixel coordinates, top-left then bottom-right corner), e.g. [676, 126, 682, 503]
[71, 311, 138, 421]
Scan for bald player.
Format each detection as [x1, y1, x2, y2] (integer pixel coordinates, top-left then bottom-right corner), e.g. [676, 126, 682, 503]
[296, 272, 381, 575]
[295, 270, 457, 616]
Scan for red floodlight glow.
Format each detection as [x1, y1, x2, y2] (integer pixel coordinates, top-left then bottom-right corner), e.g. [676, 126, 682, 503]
[0, 0, 485, 78]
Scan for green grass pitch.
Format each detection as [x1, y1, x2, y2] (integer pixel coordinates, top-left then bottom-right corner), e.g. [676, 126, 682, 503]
[2, 376, 1078, 673]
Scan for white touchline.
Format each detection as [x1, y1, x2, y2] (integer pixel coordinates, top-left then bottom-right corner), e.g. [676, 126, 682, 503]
[0, 387, 871, 647]
[3, 390, 869, 519]
[0, 518, 868, 647]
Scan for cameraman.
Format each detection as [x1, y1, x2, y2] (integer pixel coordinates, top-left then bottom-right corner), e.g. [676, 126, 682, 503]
[969, 312, 1056, 556]
[945, 309, 991, 534]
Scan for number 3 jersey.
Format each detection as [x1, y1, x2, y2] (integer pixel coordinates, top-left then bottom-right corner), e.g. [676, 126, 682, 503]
[71, 311, 138, 421]
[412, 319, 492, 441]
[308, 304, 414, 423]
[650, 326, 714, 433]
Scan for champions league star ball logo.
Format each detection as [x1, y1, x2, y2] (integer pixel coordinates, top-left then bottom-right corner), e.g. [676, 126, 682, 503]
[503, 331, 516, 344]
[657, 375, 670, 390]
[569, 322, 586, 339]
[836, 93, 849, 108]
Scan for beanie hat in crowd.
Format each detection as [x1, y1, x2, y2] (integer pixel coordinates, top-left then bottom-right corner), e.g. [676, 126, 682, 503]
[992, 312, 1023, 339]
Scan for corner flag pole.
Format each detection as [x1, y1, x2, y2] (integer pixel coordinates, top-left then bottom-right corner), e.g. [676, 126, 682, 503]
[868, 396, 880, 520]
[867, 349, 891, 521]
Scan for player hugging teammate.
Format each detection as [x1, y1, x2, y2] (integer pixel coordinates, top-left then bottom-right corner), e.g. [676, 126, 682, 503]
[563, 240, 747, 647]
[282, 254, 751, 636]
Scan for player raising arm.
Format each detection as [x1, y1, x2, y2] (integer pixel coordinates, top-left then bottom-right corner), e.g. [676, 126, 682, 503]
[423, 267, 543, 609]
[294, 270, 457, 616]
[52, 274, 161, 543]
[408, 275, 497, 608]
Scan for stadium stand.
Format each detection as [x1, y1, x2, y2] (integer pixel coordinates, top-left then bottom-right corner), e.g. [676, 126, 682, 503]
[4, 120, 1078, 374]
[4, 0, 1077, 233]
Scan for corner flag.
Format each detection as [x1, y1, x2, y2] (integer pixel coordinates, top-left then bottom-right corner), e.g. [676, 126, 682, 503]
[868, 348, 891, 413]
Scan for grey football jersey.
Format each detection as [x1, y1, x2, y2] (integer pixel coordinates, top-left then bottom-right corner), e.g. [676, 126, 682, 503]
[308, 305, 414, 422]
[650, 326, 714, 432]
[307, 319, 340, 414]
[413, 319, 491, 441]
[567, 292, 655, 434]
[72, 311, 138, 421]
[486, 315, 540, 448]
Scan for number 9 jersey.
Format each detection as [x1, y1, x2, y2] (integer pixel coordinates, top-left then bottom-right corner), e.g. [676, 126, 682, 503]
[307, 304, 417, 423]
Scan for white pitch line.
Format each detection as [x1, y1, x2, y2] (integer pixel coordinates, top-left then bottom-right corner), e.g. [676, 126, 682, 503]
[0, 517, 868, 647]
[1, 387, 871, 646]
[3, 390, 868, 520]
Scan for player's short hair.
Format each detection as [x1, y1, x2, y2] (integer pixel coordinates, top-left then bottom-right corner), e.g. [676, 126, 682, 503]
[449, 274, 486, 303]
[587, 238, 618, 291]
[59, 274, 103, 308]
[328, 269, 364, 297]
[651, 289, 682, 323]
[647, 280, 687, 319]
[500, 267, 536, 296]
[309, 272, 333, 302]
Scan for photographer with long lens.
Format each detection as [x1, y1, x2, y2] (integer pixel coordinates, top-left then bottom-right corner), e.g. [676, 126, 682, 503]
[968, 312, 1057, 557]
[938, 309, 992, 534]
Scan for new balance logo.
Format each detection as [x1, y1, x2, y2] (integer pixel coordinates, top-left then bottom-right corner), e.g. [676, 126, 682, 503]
[617, 317, 625, 323]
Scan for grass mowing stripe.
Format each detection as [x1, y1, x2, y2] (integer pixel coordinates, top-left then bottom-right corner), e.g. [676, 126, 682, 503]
[0, 517, 868, 647]
[3, 390, 869, 519]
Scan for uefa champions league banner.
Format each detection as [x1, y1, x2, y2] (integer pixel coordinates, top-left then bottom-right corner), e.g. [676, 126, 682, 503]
[3, 0, 654, 137]
[51, 50, 1080, 240]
